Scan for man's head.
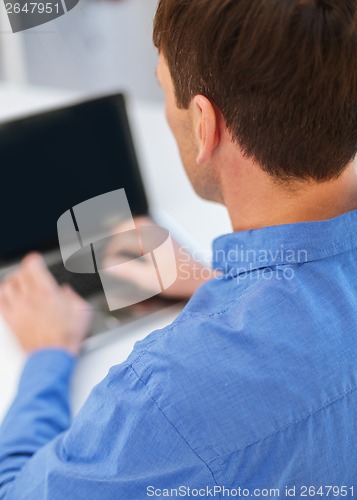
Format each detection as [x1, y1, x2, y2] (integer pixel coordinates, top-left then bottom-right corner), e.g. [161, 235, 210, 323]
[153, 0, 357, 202]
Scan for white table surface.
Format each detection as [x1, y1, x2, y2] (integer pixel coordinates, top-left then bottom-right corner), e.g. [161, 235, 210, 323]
[0, 84, 231, 421]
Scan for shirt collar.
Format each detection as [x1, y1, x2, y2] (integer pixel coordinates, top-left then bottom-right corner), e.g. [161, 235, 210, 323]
[212, 209, 357, 277]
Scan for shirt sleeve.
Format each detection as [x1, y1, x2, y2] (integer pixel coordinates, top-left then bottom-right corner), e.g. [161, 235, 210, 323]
[0, 354, 218, 500]
[0, 349, 75, 498]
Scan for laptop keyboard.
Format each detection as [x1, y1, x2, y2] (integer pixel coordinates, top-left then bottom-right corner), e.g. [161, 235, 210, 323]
[49, 261, 103, 298]
[0, 259, 184, 341]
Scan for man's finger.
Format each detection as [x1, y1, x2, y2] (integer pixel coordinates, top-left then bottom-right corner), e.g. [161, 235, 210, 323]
[0, 286, 11, 312]
[104, 231, 142, 261]
[62, 285, 92, 310]
[103, 258, 158, 292]
[102, 251, 151, 270]
[22, 253, 57, 292]
[0, 278, 17, 310]
[104, 217, 154, 258]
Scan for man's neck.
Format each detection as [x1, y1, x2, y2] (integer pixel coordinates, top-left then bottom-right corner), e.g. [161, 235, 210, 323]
[221, 161, 357, 232]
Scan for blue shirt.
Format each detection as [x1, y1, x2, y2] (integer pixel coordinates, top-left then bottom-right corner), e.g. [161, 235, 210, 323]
[1, 210, 357, 499]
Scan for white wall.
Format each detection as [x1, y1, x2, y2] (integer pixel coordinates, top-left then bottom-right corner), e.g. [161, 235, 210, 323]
[8, 0, 162, 102]
[0, 2, 27, 83]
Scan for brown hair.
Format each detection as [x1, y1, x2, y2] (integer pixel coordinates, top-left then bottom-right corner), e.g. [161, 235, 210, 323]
[153, 0, 357, 183]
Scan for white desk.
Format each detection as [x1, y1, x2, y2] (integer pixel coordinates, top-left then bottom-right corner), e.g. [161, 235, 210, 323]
[0, 85, 231, 421]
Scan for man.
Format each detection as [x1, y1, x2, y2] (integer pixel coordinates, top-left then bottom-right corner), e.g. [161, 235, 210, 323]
[1, 0, 357, 497]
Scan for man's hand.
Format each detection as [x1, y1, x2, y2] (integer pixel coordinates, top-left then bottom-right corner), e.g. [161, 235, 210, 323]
[103, 216, 215, 300]
[0, 254, 93, 356]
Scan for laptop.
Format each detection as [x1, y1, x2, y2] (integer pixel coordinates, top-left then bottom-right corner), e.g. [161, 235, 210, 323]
[0, 93, 184, 350]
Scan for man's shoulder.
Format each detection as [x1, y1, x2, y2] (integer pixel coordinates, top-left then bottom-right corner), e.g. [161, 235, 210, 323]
[127, 268, 294, 366]
[126, 273, 259, 366]
[122, 275, 290, 434]
[124, 268, 298, 380]
[121, 268, 357, 459]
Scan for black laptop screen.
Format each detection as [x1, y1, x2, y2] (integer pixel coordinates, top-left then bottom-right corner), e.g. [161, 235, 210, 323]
[0, 93, 148, 262]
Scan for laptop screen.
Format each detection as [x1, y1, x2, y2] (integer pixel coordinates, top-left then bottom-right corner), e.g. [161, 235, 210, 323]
[0, 93, 148, 262]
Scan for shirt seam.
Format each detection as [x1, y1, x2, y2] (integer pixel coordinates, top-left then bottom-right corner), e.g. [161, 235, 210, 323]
[121, 368, 357, 490]
[214, 232, 355, 262]
[127, 363, 226, 498]
[218, 383, 357, 481]
[130, 276, 260, 366]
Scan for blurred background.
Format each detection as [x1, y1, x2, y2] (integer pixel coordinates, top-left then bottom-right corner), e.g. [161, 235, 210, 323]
[0, 0, 231, 261]
[0, 0, 163, 102]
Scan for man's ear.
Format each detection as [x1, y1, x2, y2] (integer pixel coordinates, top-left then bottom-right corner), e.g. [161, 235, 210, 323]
[191, 95, 220, 165]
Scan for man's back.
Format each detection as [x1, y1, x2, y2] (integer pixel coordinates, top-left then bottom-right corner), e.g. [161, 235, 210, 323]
[122, 209, 357, 491]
